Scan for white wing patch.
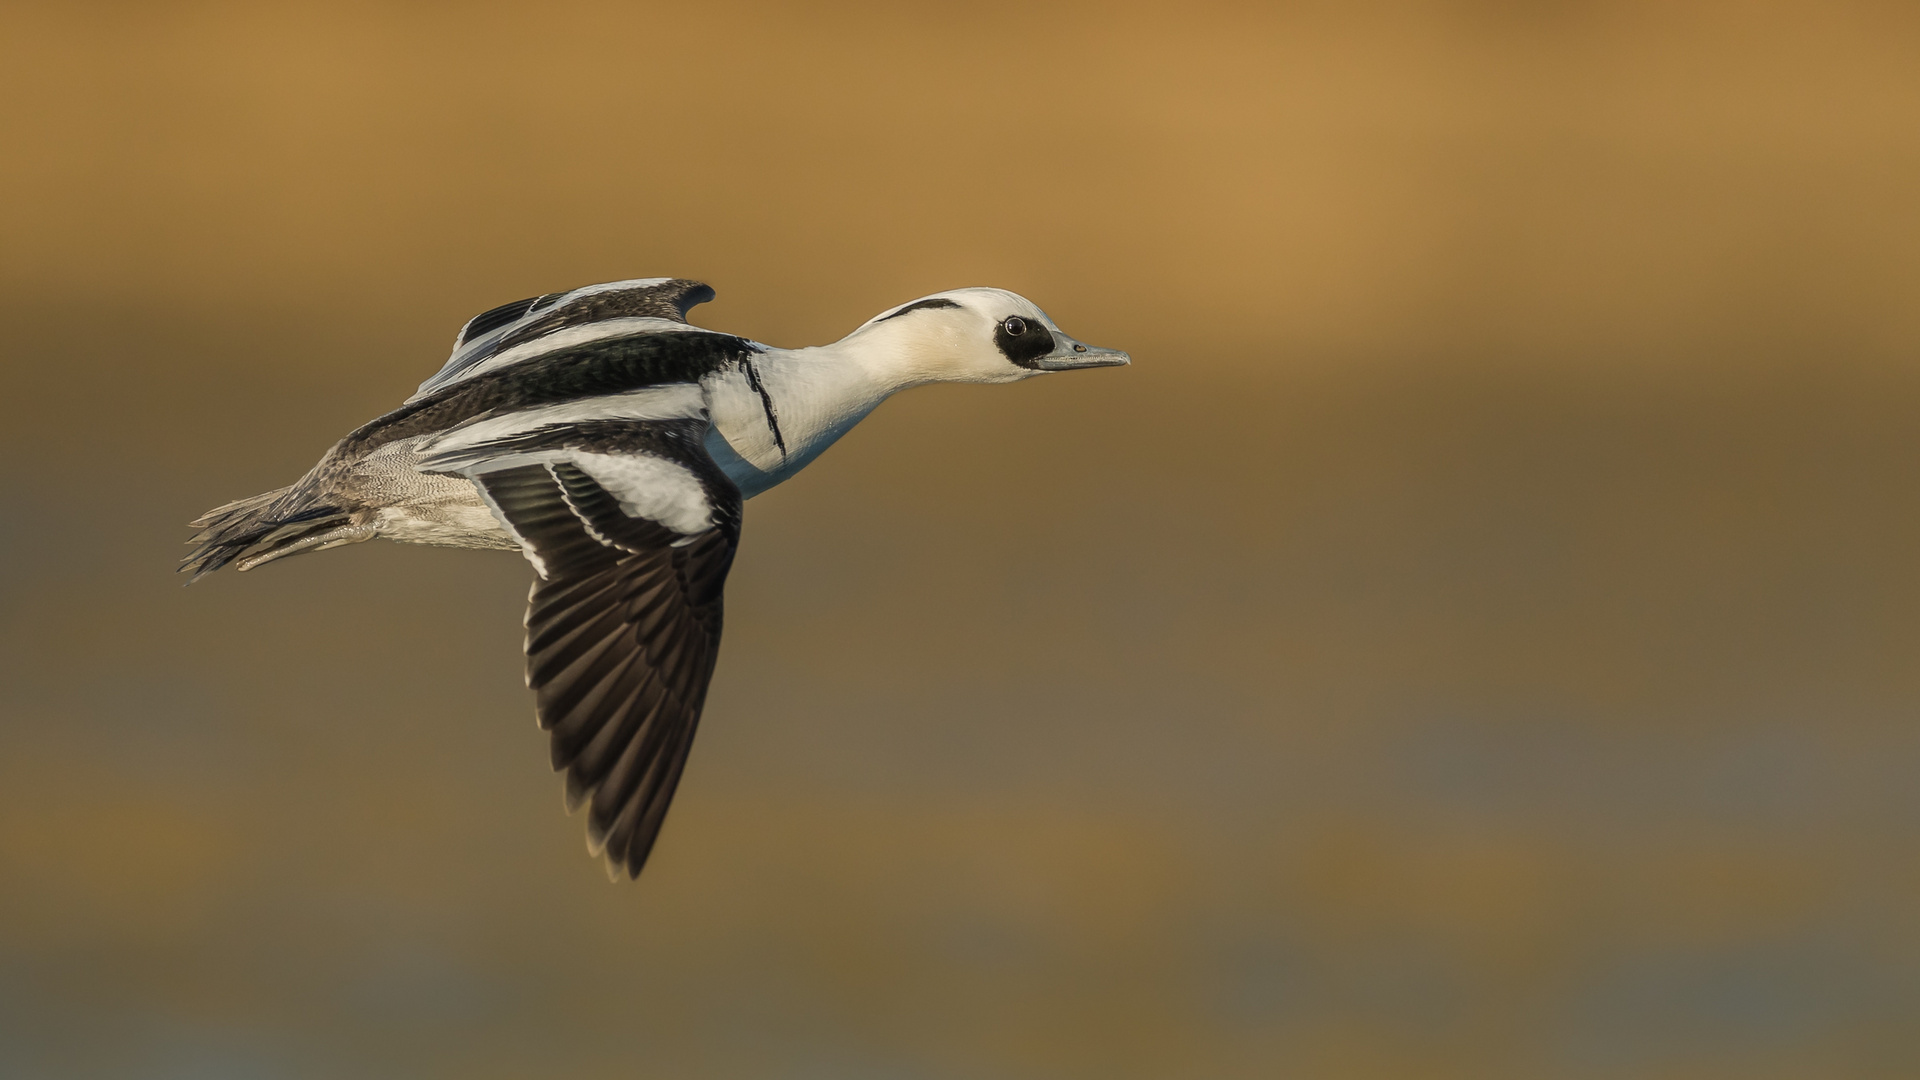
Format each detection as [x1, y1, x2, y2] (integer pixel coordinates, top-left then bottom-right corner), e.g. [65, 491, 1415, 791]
[437, 448, 714, 539]
[569, 453, 714, 536]
[419, 385, 708, 456]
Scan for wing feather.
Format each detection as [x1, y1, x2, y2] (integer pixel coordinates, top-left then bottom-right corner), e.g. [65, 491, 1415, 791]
[441, 422, 738, 881]
[414, 278, 717, 402]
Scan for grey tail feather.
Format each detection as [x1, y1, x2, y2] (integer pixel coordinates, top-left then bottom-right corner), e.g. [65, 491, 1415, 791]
[180, 487, 371, 583]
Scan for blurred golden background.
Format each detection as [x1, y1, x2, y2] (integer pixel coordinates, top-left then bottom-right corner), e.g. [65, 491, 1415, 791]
[3, 1, 1919, 1076]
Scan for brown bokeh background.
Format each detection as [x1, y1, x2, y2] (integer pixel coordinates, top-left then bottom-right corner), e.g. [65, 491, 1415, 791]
[4, 2, 1919, 1077]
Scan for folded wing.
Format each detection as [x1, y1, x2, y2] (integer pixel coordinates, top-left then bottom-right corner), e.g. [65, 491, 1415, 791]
[419, 412, 741, 880]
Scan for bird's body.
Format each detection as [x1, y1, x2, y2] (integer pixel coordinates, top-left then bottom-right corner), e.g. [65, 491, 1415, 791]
[185, 277, 1126, 878]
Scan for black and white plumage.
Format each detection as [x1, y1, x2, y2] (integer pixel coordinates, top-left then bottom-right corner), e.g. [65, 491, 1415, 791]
[184, 277, 1128, 879]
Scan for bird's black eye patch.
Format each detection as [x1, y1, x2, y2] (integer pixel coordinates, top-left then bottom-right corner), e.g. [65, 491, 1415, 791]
[994, 314, 1054, 368]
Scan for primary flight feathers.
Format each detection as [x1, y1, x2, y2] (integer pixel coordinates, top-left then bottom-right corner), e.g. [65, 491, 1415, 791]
[184, 277, 1128, 880]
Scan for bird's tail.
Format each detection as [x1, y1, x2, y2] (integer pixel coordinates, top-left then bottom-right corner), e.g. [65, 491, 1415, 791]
[180, 486, 372, 583]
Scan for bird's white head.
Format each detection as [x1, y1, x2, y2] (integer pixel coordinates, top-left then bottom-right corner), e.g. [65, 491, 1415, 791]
[843, 287, 1130, 388]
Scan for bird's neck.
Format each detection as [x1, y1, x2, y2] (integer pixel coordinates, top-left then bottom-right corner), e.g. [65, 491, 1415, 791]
[702, 324, 934, 498]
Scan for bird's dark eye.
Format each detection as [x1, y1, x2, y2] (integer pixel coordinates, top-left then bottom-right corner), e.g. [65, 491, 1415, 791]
[993, 313, 1055, 367]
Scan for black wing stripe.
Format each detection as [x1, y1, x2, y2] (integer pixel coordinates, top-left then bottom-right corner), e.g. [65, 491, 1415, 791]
[471, 457, 739, 881]
[549, 460, 710, 556]
[459, 295, 544, 346]
[459, 293, 567, 346]
[679, 534, 734, 606]
[474, 466, 594, 555]
[489, 279, 715, 356]
[416, 279, 719, 402]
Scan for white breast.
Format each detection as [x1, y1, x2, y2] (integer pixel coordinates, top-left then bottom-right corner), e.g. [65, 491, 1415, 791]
[700, 350, 893, 498]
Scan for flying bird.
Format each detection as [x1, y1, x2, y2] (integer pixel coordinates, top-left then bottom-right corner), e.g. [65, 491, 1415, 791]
[183, 278, 1128, 879]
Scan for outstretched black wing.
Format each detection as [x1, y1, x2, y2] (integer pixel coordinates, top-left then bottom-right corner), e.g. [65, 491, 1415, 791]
[420, 416, 741, 880]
